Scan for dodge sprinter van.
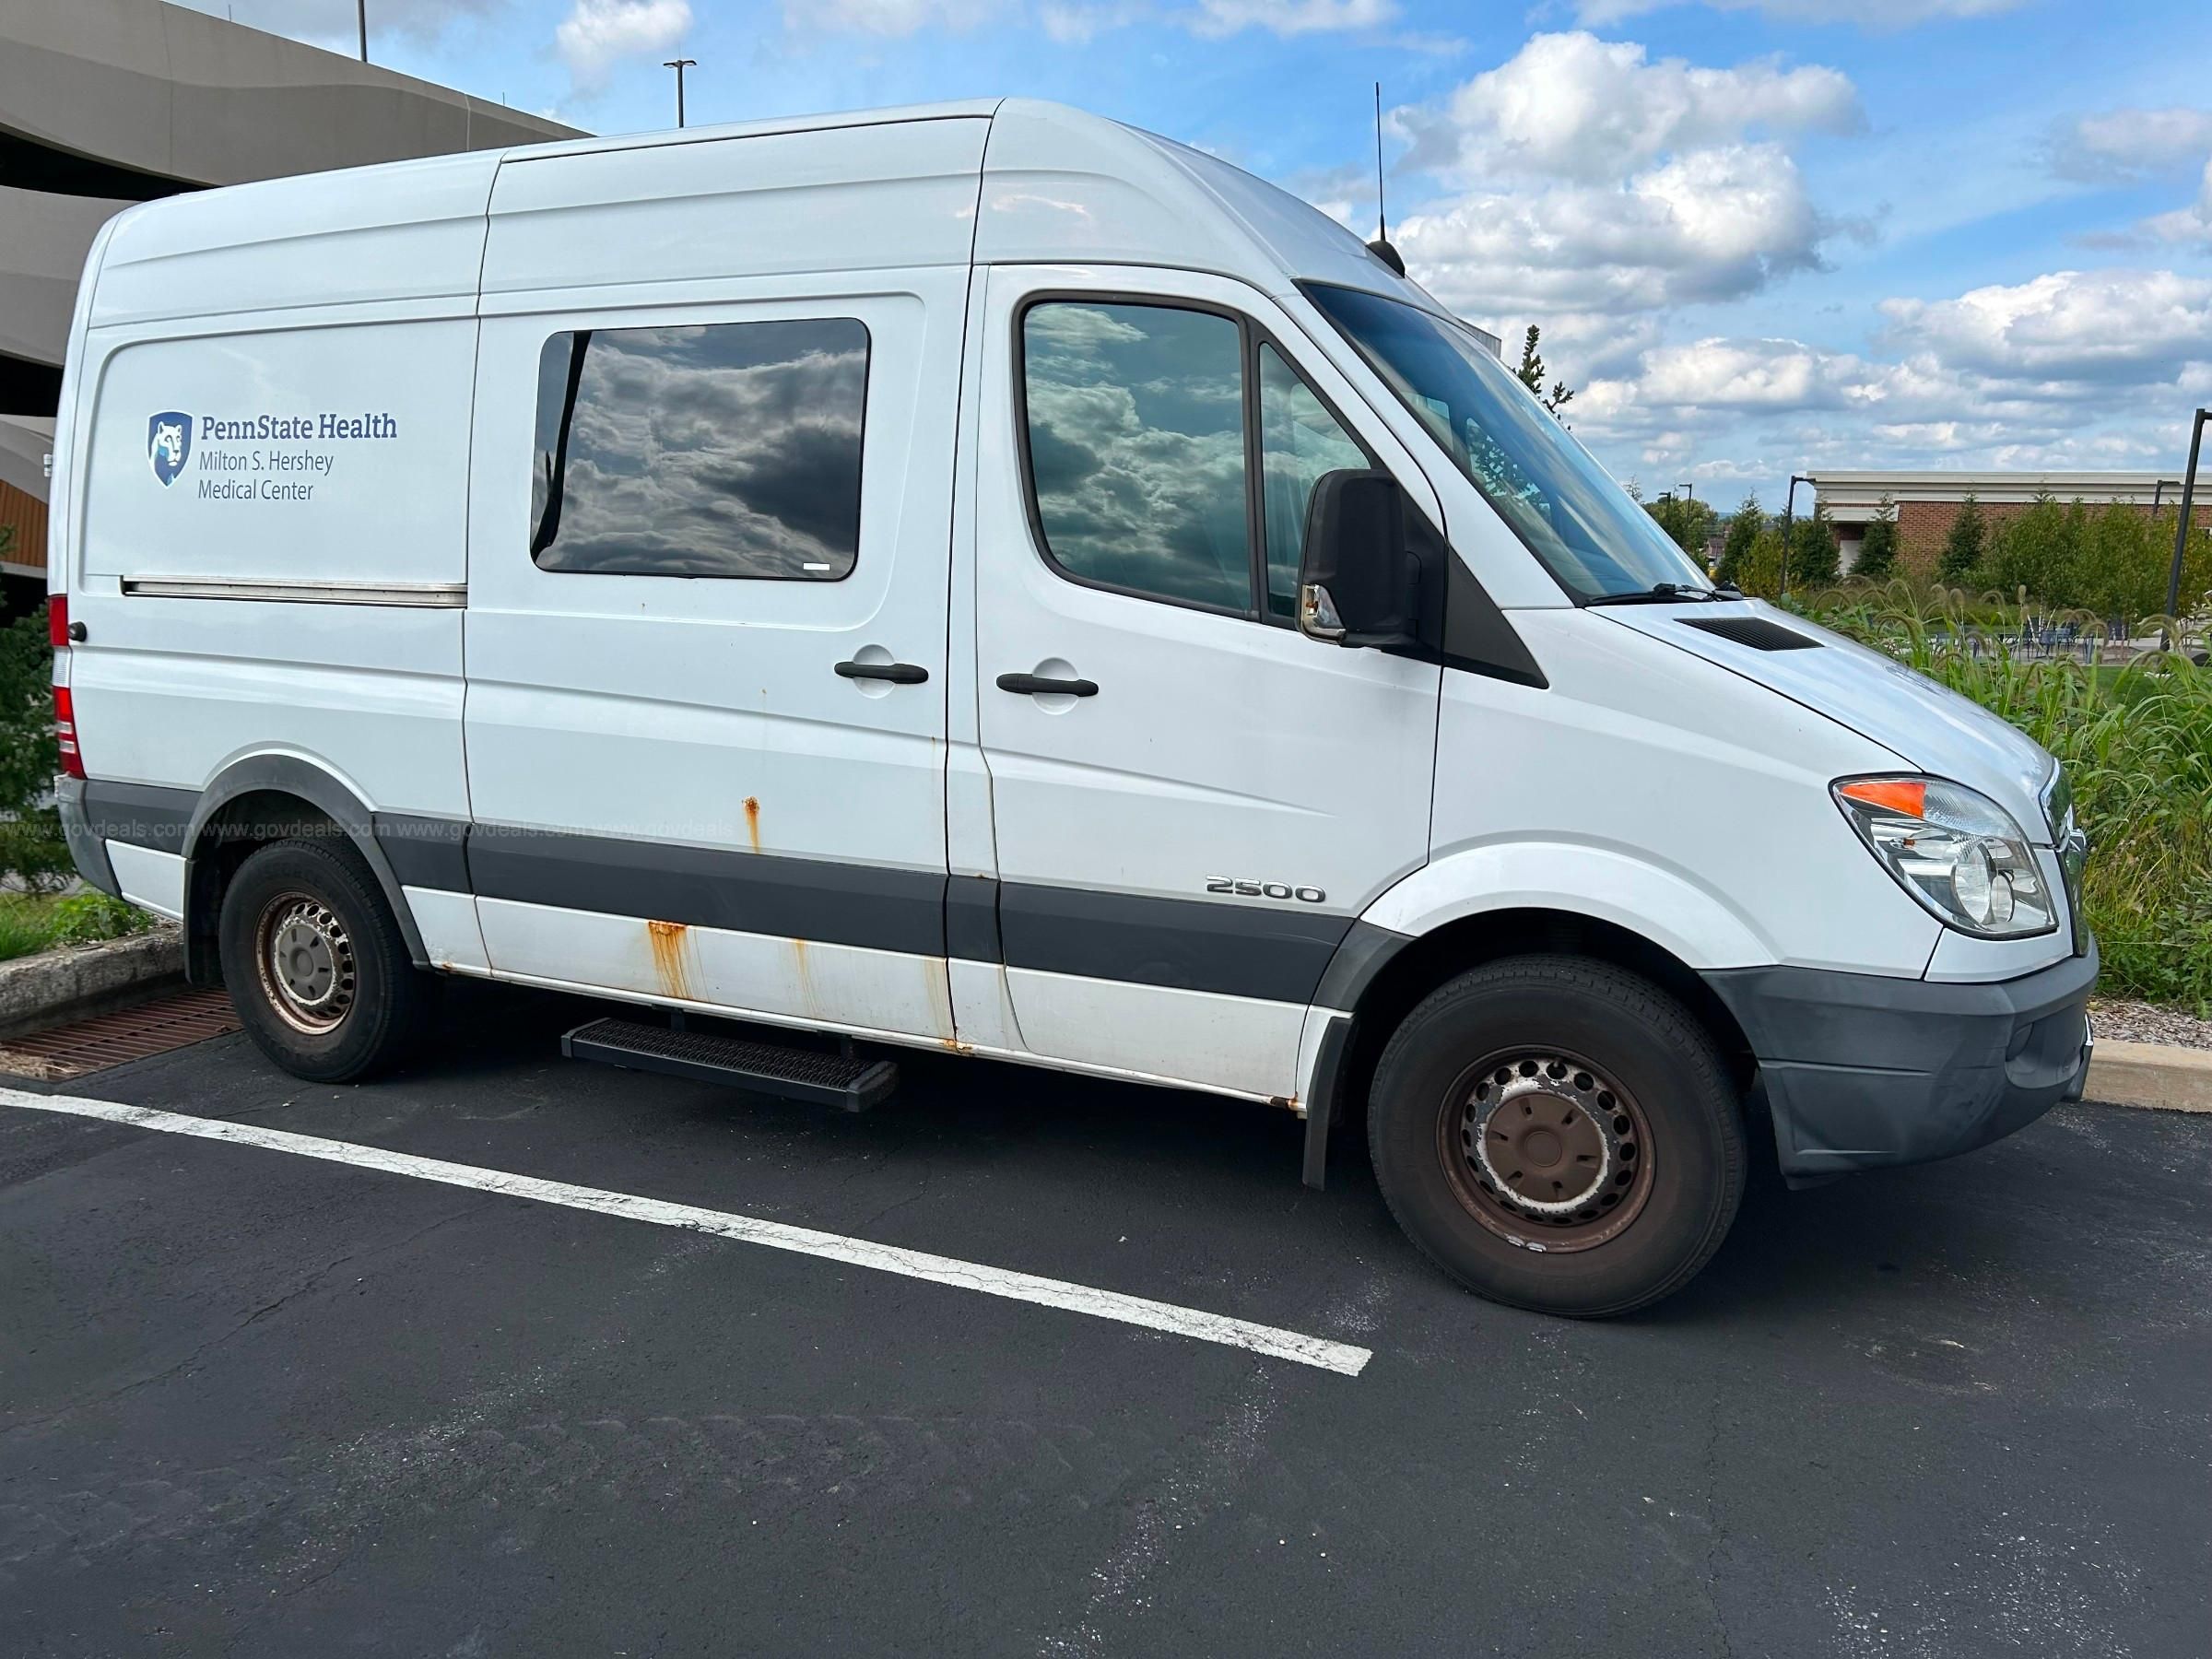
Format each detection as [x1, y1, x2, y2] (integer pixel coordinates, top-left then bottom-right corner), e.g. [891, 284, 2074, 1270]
[49, 100, 2096, 1316]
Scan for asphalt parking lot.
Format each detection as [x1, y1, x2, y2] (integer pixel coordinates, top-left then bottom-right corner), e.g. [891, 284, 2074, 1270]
[3, 980, 2207, 1658]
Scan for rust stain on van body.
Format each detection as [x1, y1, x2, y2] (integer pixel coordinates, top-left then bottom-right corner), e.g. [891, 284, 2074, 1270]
[924, 962, 970, 1053]
[790, 936, 820, 1018]
[742, 796, 761, 853]
[646, 919, 693, 1002]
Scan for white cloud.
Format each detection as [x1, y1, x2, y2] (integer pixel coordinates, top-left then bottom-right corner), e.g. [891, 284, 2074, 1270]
[2048, 107, 2212, 182]
[555, 0, 691, 92]
[2139, 159, 2212, 250]
[786, 0, 998, 35]
[1399, 143, 1834, 315]
[1574, 0, 2025, 25]
[1385, 34, 1861, 322]
[1878, 268, 2212, 386]
[1188, 0, 1395, 35]
[169, 0, 507, 43]
[1568, 267, 2212, 488]
[785, 0, 1391, 38]
[1399, 31, 1859, 183]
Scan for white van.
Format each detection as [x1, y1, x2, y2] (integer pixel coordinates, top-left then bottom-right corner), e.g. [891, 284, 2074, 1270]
[49, 100, 2095, 1315]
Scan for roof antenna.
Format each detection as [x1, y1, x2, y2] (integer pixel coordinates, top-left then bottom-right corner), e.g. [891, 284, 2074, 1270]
[1367, 82, 1405, 276]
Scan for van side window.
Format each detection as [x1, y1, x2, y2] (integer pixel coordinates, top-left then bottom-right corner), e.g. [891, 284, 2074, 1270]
[1258, 344, 1368, 622]
[529, 319, 869, 580]
[1020, 302, 1251, 613]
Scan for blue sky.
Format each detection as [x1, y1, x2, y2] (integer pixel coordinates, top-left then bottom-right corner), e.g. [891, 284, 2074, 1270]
[181, 0, 2212, 508]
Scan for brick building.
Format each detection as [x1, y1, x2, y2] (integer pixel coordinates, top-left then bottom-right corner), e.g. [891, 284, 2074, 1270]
[1809, 471, 2188, 576]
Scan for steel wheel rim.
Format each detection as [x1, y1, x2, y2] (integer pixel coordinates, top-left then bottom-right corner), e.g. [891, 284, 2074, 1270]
[254, 890, 357, 1035]
[1436, 1047, 1656, 1253]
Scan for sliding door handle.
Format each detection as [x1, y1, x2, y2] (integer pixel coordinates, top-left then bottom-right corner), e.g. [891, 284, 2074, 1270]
[835, 660, 930, 685]
[996, 672, 1099, 698]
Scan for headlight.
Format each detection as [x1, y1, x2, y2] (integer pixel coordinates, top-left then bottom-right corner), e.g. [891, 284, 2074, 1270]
[1832, 775, 2056, 938]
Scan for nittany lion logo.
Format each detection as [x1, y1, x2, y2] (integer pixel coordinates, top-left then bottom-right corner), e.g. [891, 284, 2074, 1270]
[147, 412, 192, 486]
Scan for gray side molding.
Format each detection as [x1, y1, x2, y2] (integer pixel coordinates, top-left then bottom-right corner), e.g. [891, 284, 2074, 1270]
[182, 755, 435, 976]
[1310, 918, 1413, 1013]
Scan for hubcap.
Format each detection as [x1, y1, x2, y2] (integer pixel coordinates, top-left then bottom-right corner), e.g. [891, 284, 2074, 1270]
[254, 892, 356, 1034]
[1440, 1049, 1655, 1253]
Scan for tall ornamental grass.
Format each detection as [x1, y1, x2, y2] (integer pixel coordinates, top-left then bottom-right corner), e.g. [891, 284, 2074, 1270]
[1791, 582, 2212, 1009]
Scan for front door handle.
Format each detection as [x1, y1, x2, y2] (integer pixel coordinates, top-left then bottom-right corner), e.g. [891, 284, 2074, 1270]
[835, 660, 930, 685]
[996, 672, 1099, 698]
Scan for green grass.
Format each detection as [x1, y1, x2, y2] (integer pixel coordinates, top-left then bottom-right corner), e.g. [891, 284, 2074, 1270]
[1789, 582, 2212, 1010]
[0, 889, 157, 965]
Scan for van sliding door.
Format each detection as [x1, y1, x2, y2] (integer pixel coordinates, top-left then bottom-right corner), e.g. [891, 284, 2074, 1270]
[458, 121, 983, 1042]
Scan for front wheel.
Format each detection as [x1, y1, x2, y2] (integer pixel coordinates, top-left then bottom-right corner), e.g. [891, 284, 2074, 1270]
[1368, 955, 1746, 1317]
[218, 837, 432, 1084]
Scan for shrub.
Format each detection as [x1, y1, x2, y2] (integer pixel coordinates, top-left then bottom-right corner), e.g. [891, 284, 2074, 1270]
[50, 889, 154, 946]
[0, 808, 73, 894]
[1735, 526, 1787, 597]
[1646, 493, 1716, 559]
[1938, 494, 1986, 584]
[1788, 503, 1841, 588]
[1853, 497, 1898, 579]
[1718, 493, 1763, 585]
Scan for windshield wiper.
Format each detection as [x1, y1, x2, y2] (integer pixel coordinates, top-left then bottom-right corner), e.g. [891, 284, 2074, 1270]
[1584, 582, 1730, 606]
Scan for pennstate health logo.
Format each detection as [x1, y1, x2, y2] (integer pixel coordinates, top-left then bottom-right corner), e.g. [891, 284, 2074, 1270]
[147, 411, 192, 486]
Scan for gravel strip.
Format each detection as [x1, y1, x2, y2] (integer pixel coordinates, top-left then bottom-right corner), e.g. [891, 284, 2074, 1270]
[2090, 996, 2212, 1051]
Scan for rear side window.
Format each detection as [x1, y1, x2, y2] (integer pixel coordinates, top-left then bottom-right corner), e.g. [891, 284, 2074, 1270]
[529, 318, 869, 580]
[1020, 301, 1251, 612]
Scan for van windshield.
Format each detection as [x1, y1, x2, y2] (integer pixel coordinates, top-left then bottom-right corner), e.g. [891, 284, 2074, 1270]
[1303, 283, 1713, 603]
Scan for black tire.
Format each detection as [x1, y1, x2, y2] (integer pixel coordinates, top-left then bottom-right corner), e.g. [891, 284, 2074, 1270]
[217, 837, 431, 1084]
[1367, 955, 1745, 1318]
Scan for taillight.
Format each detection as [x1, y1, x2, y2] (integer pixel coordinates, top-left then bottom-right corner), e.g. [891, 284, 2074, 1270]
[47, 594, 67, 651]
[54, 685, 85, 781]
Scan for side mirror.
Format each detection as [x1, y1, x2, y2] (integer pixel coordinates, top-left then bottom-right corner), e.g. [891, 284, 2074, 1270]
[1297, 469, 1419, 649]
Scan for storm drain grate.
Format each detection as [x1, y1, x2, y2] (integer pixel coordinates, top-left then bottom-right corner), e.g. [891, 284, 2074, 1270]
[0, 989, 241, 1080]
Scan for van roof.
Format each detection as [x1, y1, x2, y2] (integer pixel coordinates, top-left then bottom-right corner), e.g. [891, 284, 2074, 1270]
[85, 98, 1449, 331]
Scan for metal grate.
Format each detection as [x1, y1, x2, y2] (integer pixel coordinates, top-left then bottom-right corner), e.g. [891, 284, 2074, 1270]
[0, 989, 241, 1080]
[1680, 616, 1822, 651]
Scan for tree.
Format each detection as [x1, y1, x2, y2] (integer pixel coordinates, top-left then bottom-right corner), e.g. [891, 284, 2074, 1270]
[1717, 493, 1763, 585]
[1788, 501, 1841, 588]
[1647, 493, 1715, 559]
[1938, 494, 1986, 585]
[1853, 495, 1898, 579]
[0, 603, 69, 891]
[1736, 525, 1788, 598]
[1987, 491, 2091, 610]
[1513, 324, 1576, 419]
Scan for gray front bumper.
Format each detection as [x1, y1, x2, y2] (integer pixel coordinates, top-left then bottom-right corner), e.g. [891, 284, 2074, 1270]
[1703, 942, 2098, 1182]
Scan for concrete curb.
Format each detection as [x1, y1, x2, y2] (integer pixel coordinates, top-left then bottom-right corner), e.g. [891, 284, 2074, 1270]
[0, 927, 184, 1041]
[2084, 1041, 2212, 1114]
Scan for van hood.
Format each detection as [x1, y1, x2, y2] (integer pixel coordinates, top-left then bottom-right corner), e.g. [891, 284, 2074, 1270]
[1597, 602, 2058, 840]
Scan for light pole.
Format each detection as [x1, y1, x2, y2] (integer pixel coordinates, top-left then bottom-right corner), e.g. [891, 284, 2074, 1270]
[664, 58, 696, 128]
[358, 0, 367, 61]
[2164, 408, 2207, 624]
[2154, 477, 2181, 510]
[1782, 474, 1810, 595]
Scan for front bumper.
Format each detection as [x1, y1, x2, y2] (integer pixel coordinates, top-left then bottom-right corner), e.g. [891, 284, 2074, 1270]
[1703, 942, 2098, 1182]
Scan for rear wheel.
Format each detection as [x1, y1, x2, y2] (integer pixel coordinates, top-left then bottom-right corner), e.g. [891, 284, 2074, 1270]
[1368, 955, 1745, 1317]
[218, 837, 431, 1083]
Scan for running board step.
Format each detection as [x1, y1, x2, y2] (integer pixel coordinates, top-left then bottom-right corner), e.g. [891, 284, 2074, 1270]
[561, 1017, 899, 1113]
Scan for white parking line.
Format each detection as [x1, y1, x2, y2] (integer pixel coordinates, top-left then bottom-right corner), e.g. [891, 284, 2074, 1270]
[2, 1088, 1372, 1377]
